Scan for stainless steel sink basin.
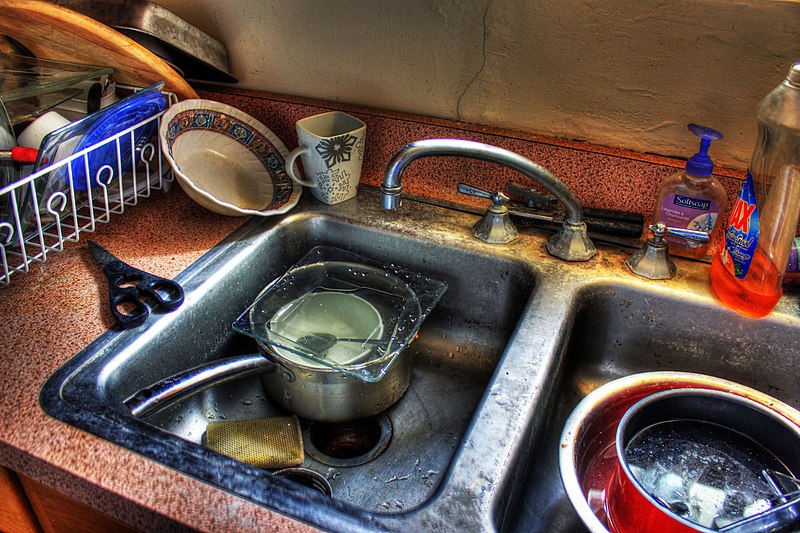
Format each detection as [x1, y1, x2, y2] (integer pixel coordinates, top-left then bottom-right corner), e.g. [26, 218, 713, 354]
[42, 190, 539, 531]
[499, 281, 800, 533]
[41, 189, 800, 532]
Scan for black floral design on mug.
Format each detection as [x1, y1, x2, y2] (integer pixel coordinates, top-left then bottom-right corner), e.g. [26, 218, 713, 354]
[315, 134, 357, 169]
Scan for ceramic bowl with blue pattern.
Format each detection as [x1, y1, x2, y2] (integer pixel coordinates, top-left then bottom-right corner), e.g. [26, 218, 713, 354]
[159, 99, 300, 216]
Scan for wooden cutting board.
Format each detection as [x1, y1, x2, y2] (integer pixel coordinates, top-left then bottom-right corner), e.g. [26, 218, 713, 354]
[0, 0, 198, 100]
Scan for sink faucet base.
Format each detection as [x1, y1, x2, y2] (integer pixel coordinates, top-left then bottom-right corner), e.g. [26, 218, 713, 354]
[546, 220, 597, 262]
[473, 209, 519, 244]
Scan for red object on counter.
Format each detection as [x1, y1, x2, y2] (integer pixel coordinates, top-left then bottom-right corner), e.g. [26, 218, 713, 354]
[0, 146, 39, 163]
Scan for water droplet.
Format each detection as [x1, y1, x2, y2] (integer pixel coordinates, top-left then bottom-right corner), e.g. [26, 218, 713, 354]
[241, 398, 253, 405]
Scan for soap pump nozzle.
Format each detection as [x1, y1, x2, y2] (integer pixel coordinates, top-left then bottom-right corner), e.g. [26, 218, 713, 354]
[685, 123, 723, 177]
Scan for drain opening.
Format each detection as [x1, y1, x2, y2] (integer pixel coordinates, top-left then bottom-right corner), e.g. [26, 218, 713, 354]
[273, 467, 333, 497]
[304, 413, 393, 467]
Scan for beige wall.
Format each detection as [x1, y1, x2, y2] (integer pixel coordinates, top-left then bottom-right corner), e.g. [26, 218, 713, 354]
[157, 0, 800, 170]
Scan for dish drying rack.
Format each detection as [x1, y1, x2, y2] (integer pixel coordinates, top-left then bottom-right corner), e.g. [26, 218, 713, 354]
[0, 91, 177, 286]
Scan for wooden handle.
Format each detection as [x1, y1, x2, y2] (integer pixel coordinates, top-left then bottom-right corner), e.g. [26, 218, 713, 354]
[0, 0, 198, 100]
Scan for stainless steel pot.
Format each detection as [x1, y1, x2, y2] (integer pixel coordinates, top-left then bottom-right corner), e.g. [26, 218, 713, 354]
[260, 343, 412, 422]
[126, 259, 425, 422]
[124, 344, 412, 422]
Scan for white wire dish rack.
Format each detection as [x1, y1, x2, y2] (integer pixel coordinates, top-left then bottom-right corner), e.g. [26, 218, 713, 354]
[0, 92, 177, 286]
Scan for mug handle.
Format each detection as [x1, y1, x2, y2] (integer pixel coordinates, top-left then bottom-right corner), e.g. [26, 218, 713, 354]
[286, 146, 317, 187]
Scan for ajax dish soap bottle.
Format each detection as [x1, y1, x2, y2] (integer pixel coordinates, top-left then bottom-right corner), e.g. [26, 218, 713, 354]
[654, 123, 727, 259]
[711, 62, 800, 318]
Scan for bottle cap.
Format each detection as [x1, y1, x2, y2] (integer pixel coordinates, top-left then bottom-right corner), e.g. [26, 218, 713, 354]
[685, 123, 723, 177]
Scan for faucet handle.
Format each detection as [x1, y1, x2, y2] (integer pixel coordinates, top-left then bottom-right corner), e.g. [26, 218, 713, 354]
[457, 183, 511, 209]
[625, 223, 709, 280]
[648, 222, 709, 244]
[457, 182, 519, 244]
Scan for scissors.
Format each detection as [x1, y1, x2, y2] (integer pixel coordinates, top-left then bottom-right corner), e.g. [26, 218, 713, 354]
[89, 240, 185, 329]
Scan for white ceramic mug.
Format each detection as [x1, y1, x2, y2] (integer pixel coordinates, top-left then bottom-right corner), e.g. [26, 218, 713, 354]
[286, 111, 366, 205]
[17, 111, 70, 149]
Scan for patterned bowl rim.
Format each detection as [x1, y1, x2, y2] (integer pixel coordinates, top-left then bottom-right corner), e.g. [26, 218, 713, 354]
[158, 98, 301, 216]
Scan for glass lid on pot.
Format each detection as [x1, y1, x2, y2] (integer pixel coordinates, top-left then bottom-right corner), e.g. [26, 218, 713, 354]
[233, 246, 448, 382]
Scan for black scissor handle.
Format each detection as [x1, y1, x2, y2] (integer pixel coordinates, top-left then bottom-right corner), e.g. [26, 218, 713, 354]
[108, 284, 151, 328]
[104, 261, 185, 329]
[136, 276, 185, 310]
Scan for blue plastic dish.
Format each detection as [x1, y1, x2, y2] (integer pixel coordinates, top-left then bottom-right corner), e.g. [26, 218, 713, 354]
[30, 82, 165, 188]
[21, 82, 165, 236]
[68, 90, 166, 190]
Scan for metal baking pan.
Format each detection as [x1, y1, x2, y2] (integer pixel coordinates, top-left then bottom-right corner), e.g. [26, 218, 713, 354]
[52, 0, 238, 84]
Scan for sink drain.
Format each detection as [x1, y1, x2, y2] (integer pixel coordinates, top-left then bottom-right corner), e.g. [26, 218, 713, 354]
[303, 413, 393, 467]
[273, 467, 333, 497]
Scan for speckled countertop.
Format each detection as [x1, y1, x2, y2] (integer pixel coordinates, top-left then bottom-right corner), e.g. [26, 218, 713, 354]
[0, 87, 749, 531]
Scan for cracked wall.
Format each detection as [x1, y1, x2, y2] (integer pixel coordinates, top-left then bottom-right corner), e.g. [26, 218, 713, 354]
[157, 0, 800, 170]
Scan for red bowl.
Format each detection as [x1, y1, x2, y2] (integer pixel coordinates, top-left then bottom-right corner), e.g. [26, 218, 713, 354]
[608, 388, 800, 532]
[559, 372, 800, 533]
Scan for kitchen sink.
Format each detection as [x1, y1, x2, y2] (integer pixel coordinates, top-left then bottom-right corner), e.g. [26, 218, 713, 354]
[41, 191, 540, 531]
[40, 189, 800, 532]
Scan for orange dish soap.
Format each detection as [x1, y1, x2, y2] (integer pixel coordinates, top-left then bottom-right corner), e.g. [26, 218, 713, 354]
[711, 62, 800, 318]
[654, 124, 727, 259]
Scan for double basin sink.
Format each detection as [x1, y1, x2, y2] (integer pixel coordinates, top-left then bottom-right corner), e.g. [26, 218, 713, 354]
[40, 189, 800, 532]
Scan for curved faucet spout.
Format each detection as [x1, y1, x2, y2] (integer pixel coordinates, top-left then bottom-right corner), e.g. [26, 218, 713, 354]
[382, 139, 583, 223]
[381, 139, 597, 261]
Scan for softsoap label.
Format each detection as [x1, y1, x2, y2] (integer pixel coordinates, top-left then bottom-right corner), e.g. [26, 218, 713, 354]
[659, 194, 718, 248]
[722, 172, 760, 278]
[674, 195, 711, 211]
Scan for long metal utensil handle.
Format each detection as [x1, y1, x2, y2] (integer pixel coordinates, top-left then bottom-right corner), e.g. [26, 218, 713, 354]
[124, 355, 275, 417]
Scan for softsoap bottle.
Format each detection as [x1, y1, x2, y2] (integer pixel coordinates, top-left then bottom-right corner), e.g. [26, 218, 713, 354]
[653, 123, 727, 259]
[711, 62, 800, 318]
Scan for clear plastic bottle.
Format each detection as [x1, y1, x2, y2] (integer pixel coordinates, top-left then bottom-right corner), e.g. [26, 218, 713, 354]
[654, 124, 727, 259]
[711, 62, 800, 317]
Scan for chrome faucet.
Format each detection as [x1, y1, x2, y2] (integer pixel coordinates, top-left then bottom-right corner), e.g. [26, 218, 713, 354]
[625, 222, 709, 279]
[380, 139, 597, 261]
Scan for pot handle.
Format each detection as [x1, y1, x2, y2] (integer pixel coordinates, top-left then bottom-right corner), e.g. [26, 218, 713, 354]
[124, 355, 276, 418]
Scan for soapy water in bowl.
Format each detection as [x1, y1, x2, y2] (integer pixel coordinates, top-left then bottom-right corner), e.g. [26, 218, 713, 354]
[624, 419, 792, 530]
